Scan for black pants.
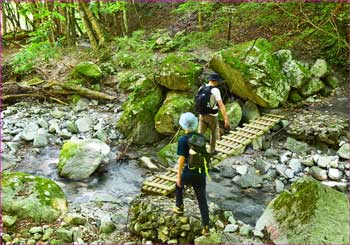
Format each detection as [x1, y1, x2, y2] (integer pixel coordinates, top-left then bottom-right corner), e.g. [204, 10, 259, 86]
[175, 166, 209, 227]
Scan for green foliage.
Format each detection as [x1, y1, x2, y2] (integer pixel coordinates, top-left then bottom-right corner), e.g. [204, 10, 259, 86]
[10, 42, 60, 75]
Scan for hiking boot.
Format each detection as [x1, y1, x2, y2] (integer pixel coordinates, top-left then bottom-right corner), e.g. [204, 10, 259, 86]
[201, 225, 210, 236]
[173, 205, 184, 214]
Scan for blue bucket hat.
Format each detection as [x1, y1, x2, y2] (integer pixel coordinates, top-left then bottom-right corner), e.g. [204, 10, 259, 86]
[179, 112, 198, 131]
[209, 72, 223, 82]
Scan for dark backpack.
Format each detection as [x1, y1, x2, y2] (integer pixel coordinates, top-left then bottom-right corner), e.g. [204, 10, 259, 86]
[195, 85, 218, 115]
[187, 133, 211, 170]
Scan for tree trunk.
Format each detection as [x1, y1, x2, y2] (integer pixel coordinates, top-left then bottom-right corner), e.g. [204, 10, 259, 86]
[80, 1, 106, 47]
[65, 0, 77, 46]
[2, 4, 7, 34]
[122, 5, 129, 35]
[77, 2, 98, 50]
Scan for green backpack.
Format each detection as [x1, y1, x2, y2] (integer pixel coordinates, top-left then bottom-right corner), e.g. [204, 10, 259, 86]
[187, 133, 211, 174]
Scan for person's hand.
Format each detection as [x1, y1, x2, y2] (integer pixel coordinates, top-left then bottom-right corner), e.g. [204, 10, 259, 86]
[224, 118, 230, 129]
[176, 177, 182, 188]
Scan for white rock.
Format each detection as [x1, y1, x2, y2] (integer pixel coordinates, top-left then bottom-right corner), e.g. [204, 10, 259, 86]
[328, 168, 342, 181]
[312, 154, 320, 163]
[236, 165, 248, 175]
[275, 179, 284, 193]
[140, 156, 158, 170]
[285, 169, 294, 179]
[337, 143, 350, 159]
[317, 156, 338, 168]
[75, 117, 93, 133]
[224, 224, 238, 233]
[21, 123, 39, 141]
[289, 159, 302, 172]
[276, 164, 287, 177]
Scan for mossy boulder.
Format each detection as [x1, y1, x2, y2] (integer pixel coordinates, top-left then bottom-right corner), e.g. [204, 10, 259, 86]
[210, 38, 290, 108]
[288, 90, 303, 103]
[155, 91, 194, 135]
[157, 143, 178, 167]
[156, 53, 203, 90]
[242, 101, 260, 123]
[117, 88, 165, 144]
[219, 101, 242, 129]
[2, 172, 67, 223]
[255, 177, 349, 244]
[58, 139, 110, 180]
[117, 71, 151, 92]
[299, 77, 325, 97]
[72, 62, 102, 82]
[325, 75, 340, 89]
[310, 59, 328, 78]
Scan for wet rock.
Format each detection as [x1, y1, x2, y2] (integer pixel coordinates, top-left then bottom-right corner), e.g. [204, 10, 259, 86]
[33, 128, 48, 147]
[328, 168, 342, 181]
[156, 53, 202, 91]
[256, 177, 349, 244]
[210, 38, 290, 108]
[57, 139, 110, 180]
[310, 59, 328, 78]
[275, 179, 284, 193]
[242, 101, 260, 123]
[75, 117, 93, 133]
[310, 166, 327, 180]
[337, 143, 350, 159]
[2, 172, 67, 223]
[140, 156, 159, 170]
[55, 228, 73, 243]
[3, 215, 17, 227]
[155, 91, 194, 135]
[317, 156, 338, 168]
[284, 137, 310, 156]
[21, 122, 39, 141]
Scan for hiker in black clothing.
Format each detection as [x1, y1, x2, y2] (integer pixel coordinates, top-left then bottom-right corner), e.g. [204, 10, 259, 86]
[173, 112, 210, 236]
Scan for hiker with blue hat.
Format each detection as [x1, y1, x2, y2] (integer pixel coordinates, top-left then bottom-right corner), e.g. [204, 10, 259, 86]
[174, 112, 210, 236]
[195, 72, 229, 154]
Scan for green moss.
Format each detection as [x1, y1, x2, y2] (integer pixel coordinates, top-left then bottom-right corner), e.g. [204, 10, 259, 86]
[219, 101, 242, 128]
[288, 90, 303, 103]
[20, 77, 45, 87]
[157, 143, 178, 167]
[65, 79, 85, 88]
[71, 62, 102, 82]
[58, 141, 81, 172]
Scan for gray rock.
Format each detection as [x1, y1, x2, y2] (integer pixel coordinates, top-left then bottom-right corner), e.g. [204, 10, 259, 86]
[285, 169, 295, 179]
[284, 137, 310, 156]
[337, 143, 350, 160]
[29, 226, 43, 234]
[242, 101, 260, 123]
[239, 224, 251, 236]
[310, 166, 328, 180]
[276, 164, 287, 178]
[310, 59, 328, 78]
[224, 211, 234, 220]
[280, 151, 291, 164]
[235, 165, 248, 175]
[228, 216, 236, 225]
[328, 168, 342, 181]
[74, 98, 90, 112]
[33, 128, 48, 147]
[55, 228, 73, 243]
[224, 224, 238, 233]
[58, 129, 72, 139]
[51, 109, 65, 119]
[67, 121, 78, 133]
[275, 179, 284, 193]
[3, 215, 17, 227]
[21, 122, 39, 141]
[255, 158, 271, 174]
[95, 129, 108, 142]
[75, 117, 92, 133]
[37, 118, 48, 129]
[318, 156, 338, 168]
[232, 175, 241, 184]
[302, 157, 314, 167]
[264, 148, 280, 159]
[49, 119, 60, 133]
[289, 159, 303, 172]
[239, 173, 263, 188]
[220, 165, 237, 178]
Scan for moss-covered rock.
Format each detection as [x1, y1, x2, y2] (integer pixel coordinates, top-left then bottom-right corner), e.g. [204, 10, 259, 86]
[256, 177, 349, 244]
[156, 53, 203, 90]
[325, 75, 340, 89]
[288, 89, 303, 103]
[282, 60, 311, 89]
[117, 87, 165, 144]
[2, 172, 67, 223]
[242, 101, 260, 123]
[117, 71, 152, 92]
[299, 77, 325, 97]
[155, 91, 194, 135]
[219, 101, 242, 129]
[210, 38, 290, 108]
[58, 139, 110, 180]
[310, 59, 328, 78]
[71, 62, 102, 82]
[157, 143, 178, 167]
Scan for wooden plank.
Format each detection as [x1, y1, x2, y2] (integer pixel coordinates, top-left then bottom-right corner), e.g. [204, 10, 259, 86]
[230, 131, 256, 139]
[237, 127, 260, 135]
[217, 140, 238, 148]
[222, 135, 247, 145]
[261, 117, 280, 123]
[265, 113, 284, 119]
[216, 147, 232, 155]
[144, 181, 174, 191]
[167, 168, 178, 174]
[156, 174, 177, 182]
[251, 120, 272, 127]
[244, 124, 269, 131]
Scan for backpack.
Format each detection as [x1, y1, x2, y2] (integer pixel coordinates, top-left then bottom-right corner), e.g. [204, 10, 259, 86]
[194, 85, 218, 115]
[187, 133, 211, 171]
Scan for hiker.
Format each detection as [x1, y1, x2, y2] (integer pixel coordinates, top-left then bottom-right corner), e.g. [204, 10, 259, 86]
[173, 112, 210, 236]
[195, 72, 229, 154]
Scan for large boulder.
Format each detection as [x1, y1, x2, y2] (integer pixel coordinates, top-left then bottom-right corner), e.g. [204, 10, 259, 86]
[57, 139, 110, 180]
[310, 59, 328, 78]
[256, 177, 349, 244]
[210, 38, 290, 108]
[299, 77, 325, 97]
[218, 101, 242, 129]
[2, 172, 67, 223]
[241, 101, 260, 123]
[157, 143, 178, 167]
[117, 81, 165, 144]
[72, 62, 102, 82]
[156, 53, 203, 91]
[155, 91, 194, 135]
[274, 50, 311, 89]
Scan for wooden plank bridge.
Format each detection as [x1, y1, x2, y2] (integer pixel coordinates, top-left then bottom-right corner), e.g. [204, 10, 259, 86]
[142, 113, 285, 196]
